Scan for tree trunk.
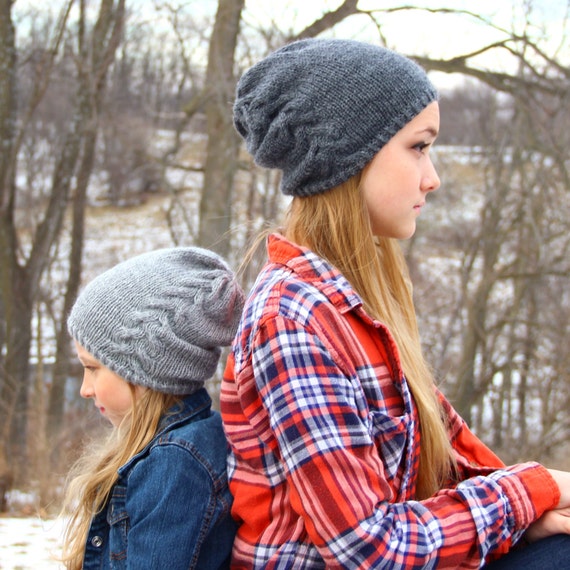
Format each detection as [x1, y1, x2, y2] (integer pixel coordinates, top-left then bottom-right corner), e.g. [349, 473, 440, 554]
[198, 0, 245, 256]
[0, 0, 125, 486]
[0, 0, 24, 477]
[48, 0, 126, 468]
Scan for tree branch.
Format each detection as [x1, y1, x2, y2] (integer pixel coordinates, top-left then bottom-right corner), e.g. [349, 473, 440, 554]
[292, 0, 360, 40]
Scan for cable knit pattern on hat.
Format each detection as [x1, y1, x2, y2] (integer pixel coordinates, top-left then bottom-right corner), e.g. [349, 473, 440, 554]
[233, 38, 438, 197]
[68, 248, 245, 395]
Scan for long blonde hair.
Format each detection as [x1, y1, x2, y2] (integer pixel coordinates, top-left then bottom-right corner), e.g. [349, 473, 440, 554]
[285, 174, 455, 499]
[60, 387, 180, 570]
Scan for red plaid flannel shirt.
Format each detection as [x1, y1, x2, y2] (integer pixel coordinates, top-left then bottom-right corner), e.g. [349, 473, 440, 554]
[221, 233, 558, 569]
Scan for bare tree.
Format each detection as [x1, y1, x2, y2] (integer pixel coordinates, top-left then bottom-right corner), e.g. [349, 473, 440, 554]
[0, 0, 74, 485]
[47, 0, 126, 478]
[0, 0, 567, 504]
[197, 0, 245, 256]
[0, 0, 126, 488]
[0, 0, 19, 490]
[410, 76, 570, 463]
[225, 3, 570, 463]
[196, 0, 366, 257]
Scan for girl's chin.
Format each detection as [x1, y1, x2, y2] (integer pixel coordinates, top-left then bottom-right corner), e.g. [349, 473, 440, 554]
[99, 408, 117, 426]
[374, 228, 417, 240]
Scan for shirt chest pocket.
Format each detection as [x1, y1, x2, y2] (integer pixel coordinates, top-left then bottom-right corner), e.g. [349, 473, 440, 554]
[369, 410, 410, 484]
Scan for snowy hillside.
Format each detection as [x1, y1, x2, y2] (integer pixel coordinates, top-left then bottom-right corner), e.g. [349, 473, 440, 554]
[0, 516, 64, 569]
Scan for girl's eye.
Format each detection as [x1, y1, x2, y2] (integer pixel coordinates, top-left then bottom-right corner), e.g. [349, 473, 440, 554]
[413, 141, 430, 153]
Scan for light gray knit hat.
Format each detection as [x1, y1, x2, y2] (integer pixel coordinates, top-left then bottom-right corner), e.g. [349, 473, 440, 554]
[233, 38, 438, 197]
[67, 247, 245, 395]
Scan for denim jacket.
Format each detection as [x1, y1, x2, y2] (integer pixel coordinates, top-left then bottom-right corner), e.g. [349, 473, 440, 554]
[83, 388, 236, 569]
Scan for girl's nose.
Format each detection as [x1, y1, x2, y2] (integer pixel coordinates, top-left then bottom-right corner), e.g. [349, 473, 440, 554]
[422, 157, 440, 193]
[80, 376, 93, 399]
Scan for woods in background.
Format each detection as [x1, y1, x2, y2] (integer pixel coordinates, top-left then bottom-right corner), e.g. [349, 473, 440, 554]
[0, 0, 568, 510]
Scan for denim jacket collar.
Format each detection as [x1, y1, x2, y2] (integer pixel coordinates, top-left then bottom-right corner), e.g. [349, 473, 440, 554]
[117, 387, 212, 476]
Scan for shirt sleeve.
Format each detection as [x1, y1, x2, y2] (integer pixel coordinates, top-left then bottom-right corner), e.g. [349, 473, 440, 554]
[124, 443, 219, 569]
[250, 313, 559, 569]
[438, 391, 560, 562]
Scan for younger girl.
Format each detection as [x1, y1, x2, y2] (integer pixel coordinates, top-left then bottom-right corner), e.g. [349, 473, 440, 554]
[61, 247, 244, 569]
[221, 38, 570, 569]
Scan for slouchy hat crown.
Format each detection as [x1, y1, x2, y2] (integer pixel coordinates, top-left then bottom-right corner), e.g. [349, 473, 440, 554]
[68, 247, 245, 395]
[233, 38, 438, 197]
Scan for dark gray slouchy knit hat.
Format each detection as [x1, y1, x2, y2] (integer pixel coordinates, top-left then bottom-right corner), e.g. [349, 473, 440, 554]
[233, 38, 438, 197]
[68, 248, 245, 395]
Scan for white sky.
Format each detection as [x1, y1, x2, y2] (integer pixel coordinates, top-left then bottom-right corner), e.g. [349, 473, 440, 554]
[244, 0, 568, 50]
[13, 0, 569, 87]
[242, 0, 569, 87]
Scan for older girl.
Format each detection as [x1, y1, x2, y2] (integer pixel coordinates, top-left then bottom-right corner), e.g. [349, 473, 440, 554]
[221, 38, 570, 569]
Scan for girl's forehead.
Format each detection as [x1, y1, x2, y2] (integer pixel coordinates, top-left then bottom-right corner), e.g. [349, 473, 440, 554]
[74, 341, 101, 365]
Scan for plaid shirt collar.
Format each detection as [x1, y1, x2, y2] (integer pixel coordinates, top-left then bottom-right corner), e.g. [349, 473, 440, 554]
[267, 232, 363, 316]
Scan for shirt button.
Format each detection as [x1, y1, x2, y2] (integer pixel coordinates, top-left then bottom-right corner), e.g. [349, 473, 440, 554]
[91, 535, 103, 548]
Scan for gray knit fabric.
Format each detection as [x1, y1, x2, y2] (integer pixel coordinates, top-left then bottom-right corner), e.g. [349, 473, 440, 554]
[233, 38, 438, 197]
[68, 248, 245, 395]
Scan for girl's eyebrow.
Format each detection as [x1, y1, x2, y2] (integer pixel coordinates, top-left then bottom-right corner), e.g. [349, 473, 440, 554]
[77, 353, 97, 366]
[416, 126, 439, 138]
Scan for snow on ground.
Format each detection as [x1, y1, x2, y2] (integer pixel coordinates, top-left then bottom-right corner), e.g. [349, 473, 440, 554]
[0, 517, 64, 569]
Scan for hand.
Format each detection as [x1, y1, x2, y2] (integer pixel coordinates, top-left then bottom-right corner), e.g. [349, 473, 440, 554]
[526, 507, 570, 542]
[525, 469, 570, 542]
[547, 469, 570, 509]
